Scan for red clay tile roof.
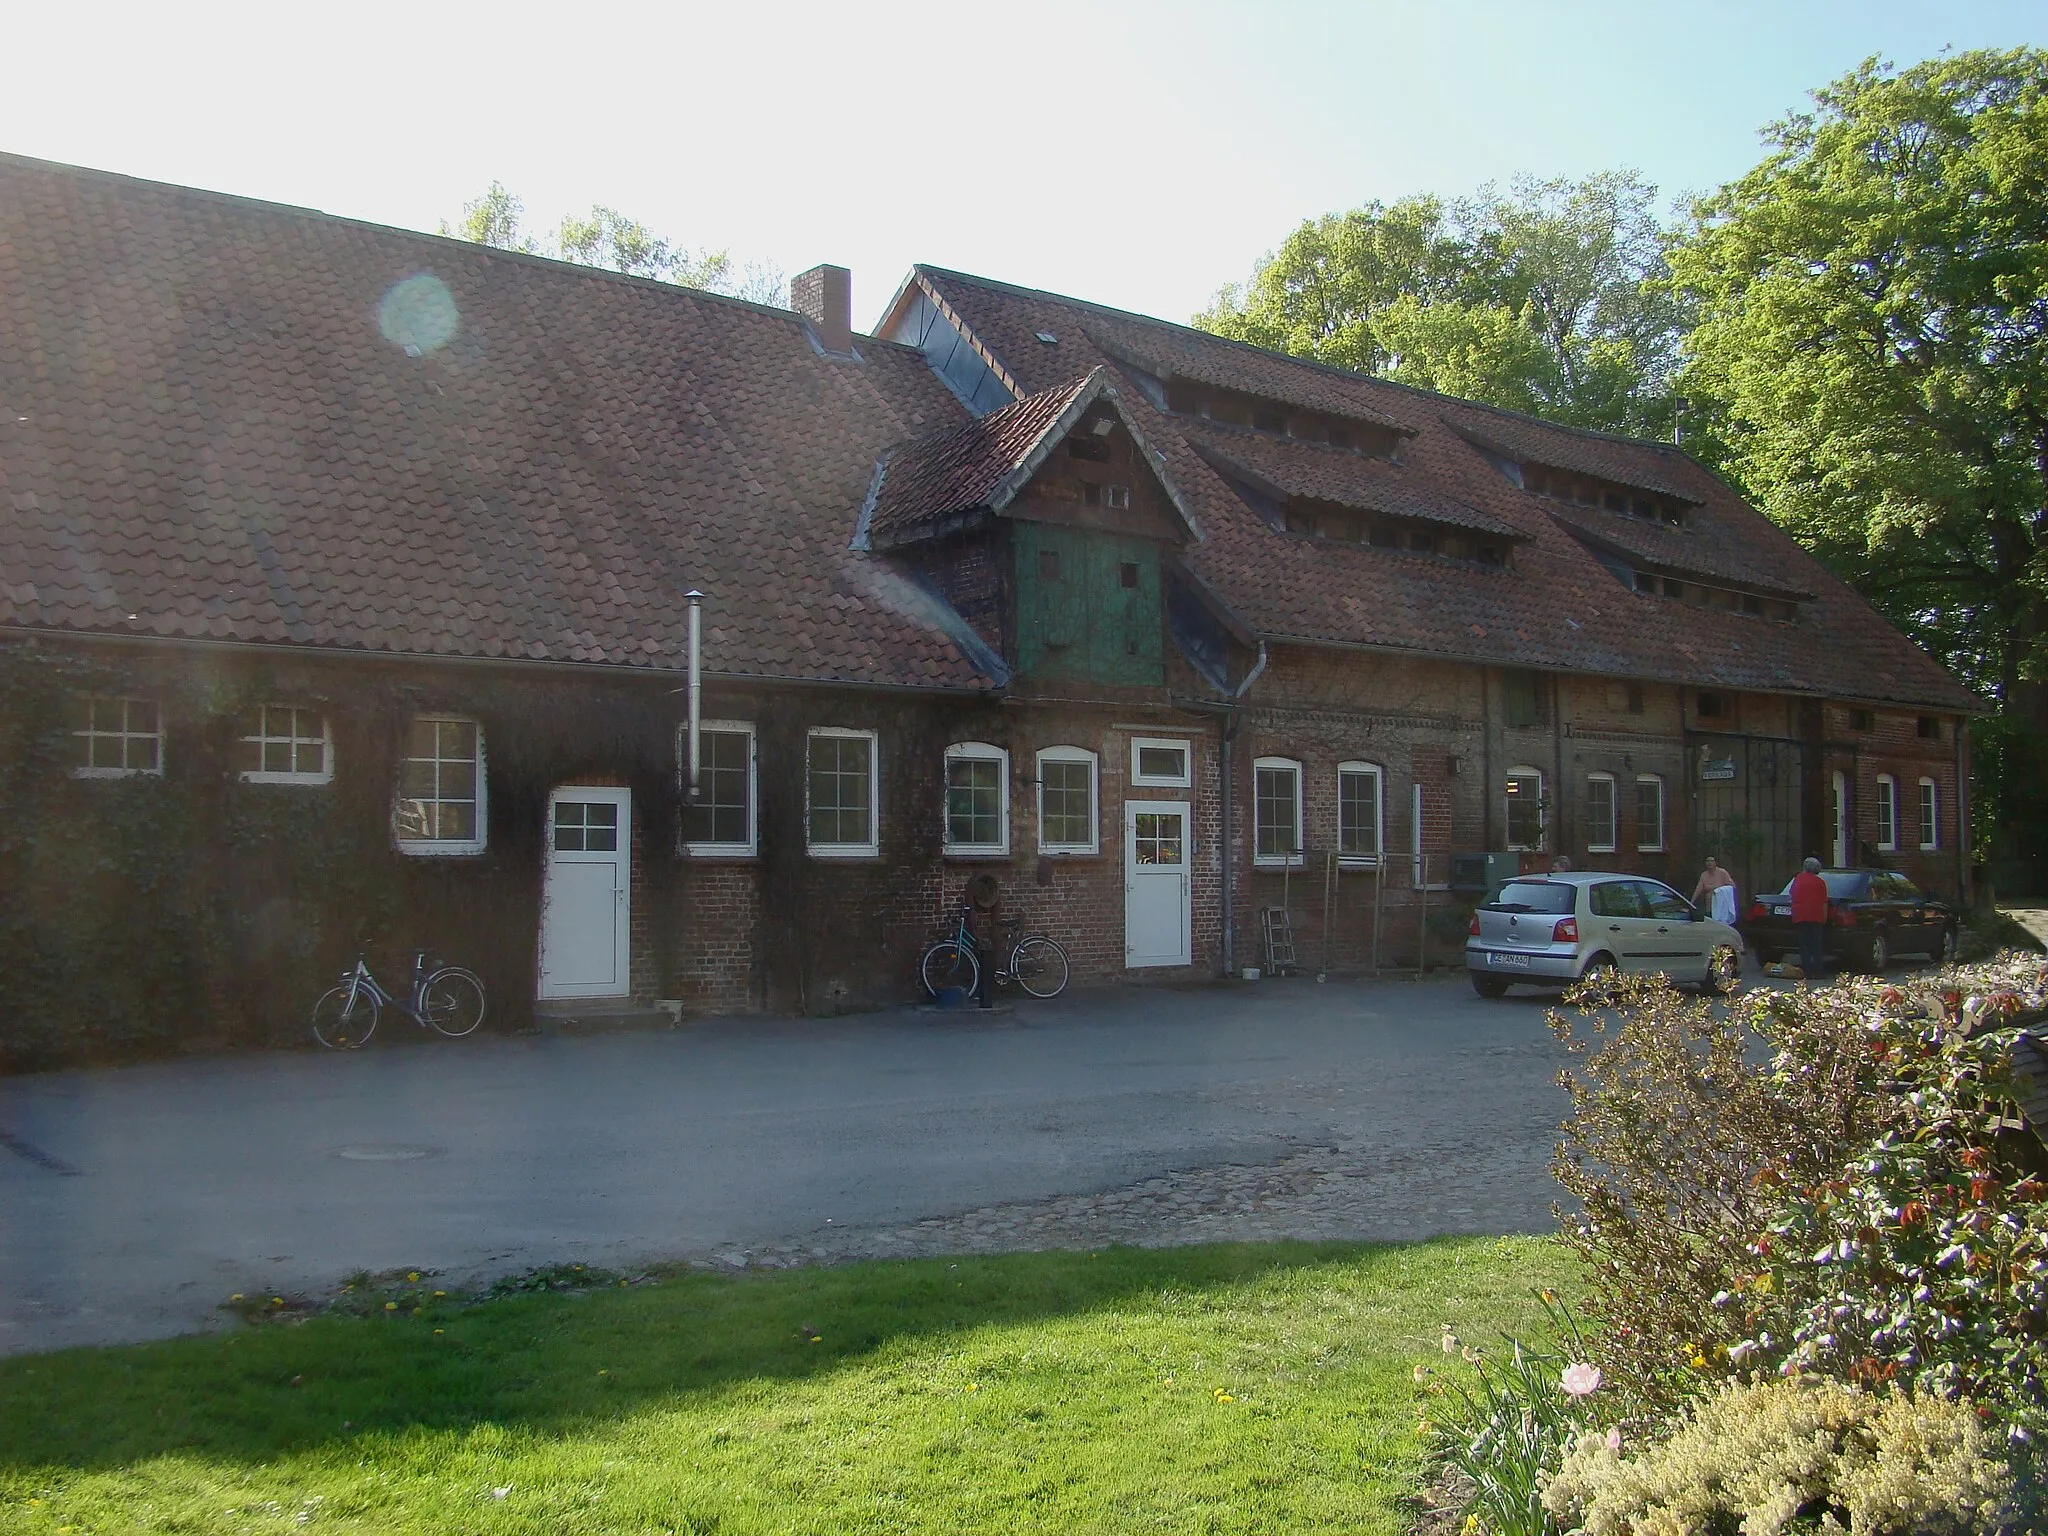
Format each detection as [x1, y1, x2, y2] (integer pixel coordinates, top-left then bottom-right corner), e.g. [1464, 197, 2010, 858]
[1085, 328, 1414, 435]
[862, 371, 1098, 545]
[0, 153, 995, 689]
[1182, 420, 1522, 539]
[902, 266, 1977, 712]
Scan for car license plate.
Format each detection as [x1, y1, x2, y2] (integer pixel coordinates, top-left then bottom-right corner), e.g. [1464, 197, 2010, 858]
[1487, 952, 1530, 969]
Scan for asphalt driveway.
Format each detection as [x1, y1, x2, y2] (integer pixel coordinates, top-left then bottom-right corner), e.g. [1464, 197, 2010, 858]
[0, 975, 1572, 1355]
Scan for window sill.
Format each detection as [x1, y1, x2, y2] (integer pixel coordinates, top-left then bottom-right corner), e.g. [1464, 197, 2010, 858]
[1038, 846, 1101, 859]
[807, 846, 880, 861]
[1637, 845, 1666, 855]
[397, 841, 488, 858]
[71, 767, 162, 780]
[241, 772, 334, 786]
[943, 848, 1011, 860]
[684, 844, 757, 860]
[1253, 857, 1305, 870]
[1587, 844, 1617, 855]
[1337, 855, 1381, 868]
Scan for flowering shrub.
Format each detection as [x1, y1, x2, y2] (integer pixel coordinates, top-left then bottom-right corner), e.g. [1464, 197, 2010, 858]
[1549, 955, 2048, 1437]
[1541, 1378, 2012, 1536]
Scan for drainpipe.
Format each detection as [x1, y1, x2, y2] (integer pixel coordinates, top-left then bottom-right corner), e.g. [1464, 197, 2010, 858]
[686, 590, 705, 803]
[1220, 641, 1269, 978]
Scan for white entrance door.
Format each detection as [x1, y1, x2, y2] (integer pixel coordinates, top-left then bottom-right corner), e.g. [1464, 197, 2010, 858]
[1831, 771, 1849, 867]
[1125, 800, 1191, 968]
[539, 786, 631, 999]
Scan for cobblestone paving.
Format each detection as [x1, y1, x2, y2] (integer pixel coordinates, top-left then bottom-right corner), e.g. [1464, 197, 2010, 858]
[715, 1136, 1562, 1270]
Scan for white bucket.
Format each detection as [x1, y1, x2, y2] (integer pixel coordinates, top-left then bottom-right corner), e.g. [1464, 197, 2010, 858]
[1241, 967, 1261, 981]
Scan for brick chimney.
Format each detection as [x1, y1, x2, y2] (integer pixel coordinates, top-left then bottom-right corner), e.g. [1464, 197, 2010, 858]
[792, 264, 853, 355]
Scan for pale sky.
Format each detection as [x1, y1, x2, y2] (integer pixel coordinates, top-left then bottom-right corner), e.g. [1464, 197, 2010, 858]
[5, 1, 2041, 329]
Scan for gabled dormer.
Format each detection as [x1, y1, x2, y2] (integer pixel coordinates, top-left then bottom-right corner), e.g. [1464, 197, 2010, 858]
[855, 369, 1199, 689]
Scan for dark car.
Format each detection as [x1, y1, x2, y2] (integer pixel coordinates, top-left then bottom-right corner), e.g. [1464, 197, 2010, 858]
[1741, 868, 1958, 972]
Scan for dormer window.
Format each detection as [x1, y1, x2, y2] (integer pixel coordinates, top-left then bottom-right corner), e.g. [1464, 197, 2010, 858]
[1327, 426, 1351, 449]
[1523, 464, 1689, 528]
[1252, 407, 1286, 434]
[1067, 436, 1109, 462]
[1106, 484, 1131, 510]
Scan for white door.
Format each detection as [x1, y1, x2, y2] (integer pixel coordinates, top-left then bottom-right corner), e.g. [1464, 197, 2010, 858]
[1831, 771, 1849, 867]
[1125, 800, 1191, 968]
[538, 786, 631, 999]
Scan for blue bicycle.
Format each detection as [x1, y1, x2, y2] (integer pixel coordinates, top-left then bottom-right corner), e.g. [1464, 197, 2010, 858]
[311, 951, 486, 1049]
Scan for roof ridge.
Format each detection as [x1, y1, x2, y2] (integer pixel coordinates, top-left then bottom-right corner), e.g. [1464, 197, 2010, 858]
[0, 149, 929, 347]
[913, 262, 1701, 462]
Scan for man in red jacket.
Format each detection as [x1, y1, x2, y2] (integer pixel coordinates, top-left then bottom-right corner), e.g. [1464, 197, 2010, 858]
[1790, 856, 1830, 978]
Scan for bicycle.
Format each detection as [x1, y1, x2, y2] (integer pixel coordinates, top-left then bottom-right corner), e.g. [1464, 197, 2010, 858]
[919, 912, 1070, 1000]
[311, 950, 487, 1049]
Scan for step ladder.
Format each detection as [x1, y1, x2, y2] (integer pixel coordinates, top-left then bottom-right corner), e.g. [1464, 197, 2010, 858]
[1260, 905, 1297, 976]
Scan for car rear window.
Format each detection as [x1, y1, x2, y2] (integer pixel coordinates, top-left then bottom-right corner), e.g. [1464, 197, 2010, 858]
[1489, 881, 1577, 915]
[1777, 872, 1870, 899]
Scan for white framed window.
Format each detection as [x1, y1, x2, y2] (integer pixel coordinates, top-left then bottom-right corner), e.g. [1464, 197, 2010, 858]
[1585, 773, 1617, 853]
[70, 695, 163, 778]
[1036, 745, 1099, 854]
[394, 716, 486, 854]
[1131, 736, 1192, 788]
[1636, 774, 1665, 853]
[943, 741, 1010, 856]
[1918, 777, 1939, 852]
[1505, 766, 1545, 852]
[1253, 756, 1303, 867]
[683, 721, 756, 856]
[236, 705, 332, 785]
[1337, 761, 1383, 865]
[807, 727, 879, 858]
[1876, 773, 1898, 853]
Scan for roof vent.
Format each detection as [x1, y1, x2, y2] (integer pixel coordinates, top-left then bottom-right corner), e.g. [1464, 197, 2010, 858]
[792, 264, 853, 356]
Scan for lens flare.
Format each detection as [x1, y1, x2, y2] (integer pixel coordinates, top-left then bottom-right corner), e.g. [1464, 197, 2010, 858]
[377, 273, 460, 355]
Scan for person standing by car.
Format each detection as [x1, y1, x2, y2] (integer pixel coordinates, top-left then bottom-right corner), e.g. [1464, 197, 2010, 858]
[1790, 856, 1829, 977]
[1692, 857, 1739, 927]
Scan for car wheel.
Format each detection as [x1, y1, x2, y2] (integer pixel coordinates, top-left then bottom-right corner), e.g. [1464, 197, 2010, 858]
[1865, 929, 1889, 973]
[1470, 971, 1510, 999]
[1577, 954, 1619, 993]
[1702, 945, 1741, 996]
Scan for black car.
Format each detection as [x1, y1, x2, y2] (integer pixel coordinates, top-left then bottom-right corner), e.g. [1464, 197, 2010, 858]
[1740, 868, 1958, 972]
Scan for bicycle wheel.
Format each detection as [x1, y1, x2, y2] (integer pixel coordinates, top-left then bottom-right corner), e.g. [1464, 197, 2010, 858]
[919, 939, 979, 999]
[311, 985, 380, 1050]
[1009, 935, 1070, 999]
[420, 966, 487, 1037]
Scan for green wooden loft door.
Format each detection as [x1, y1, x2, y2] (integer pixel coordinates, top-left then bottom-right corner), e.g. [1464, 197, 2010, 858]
[1013, 523, 1163, 686]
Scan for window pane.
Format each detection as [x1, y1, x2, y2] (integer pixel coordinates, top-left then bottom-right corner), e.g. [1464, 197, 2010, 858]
[1506, 773, 1543, 848]
[1137, 745, 1185, 781]
[406, 718, 440, 758]
[1338, 769, 1379, 856]
[809, 735, 872, 846]
[439, 759, 476, 802]
[687, 730, 752, 846]
[264, 739, 293, 773]
[124, 731, 160, 773]
[1041, 759, 1093, 846]
[295, 738, 326, 775]
[1255, 766, 1298, 858]
[1587, 777, 1614, 847]
[946, 757, 1001, 846]
[1636, 778, 1664, 849]
[438, 802, 475, 842]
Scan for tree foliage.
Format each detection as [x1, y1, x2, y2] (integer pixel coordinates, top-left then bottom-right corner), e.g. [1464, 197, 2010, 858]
[1194, 173, 1684, 437]
[1667, 50, 2048, 720]
[439, 182, 785, 305]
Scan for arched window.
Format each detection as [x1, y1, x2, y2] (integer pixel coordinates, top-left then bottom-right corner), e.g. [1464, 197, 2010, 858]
[942, 742, 1009, 856]
[1337, 761, 1383, 864]
[1635, 775, 1665, 854]
[1036, 745, 1098, 855]
[1504, 766, 1545, 852]
[1253, 757, 1303, 867]
[1585, 772, 1616, 854]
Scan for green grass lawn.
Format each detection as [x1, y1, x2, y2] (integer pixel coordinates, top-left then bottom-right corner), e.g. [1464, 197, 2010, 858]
[1, 1237, 1573, 1535]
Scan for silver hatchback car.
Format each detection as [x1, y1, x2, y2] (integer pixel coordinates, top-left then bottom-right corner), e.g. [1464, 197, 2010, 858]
[1465, 872, 1743, 998]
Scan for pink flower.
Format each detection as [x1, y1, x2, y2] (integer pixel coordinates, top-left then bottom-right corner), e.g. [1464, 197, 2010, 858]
[1604, 1426, 1623, 1453]
[1560, 1362, 1602, 1398]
